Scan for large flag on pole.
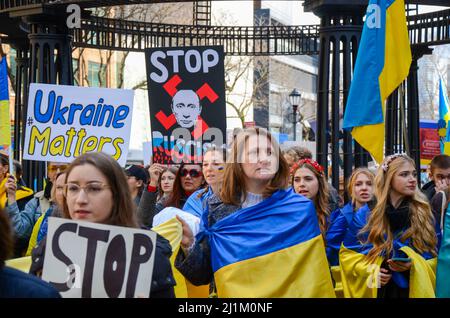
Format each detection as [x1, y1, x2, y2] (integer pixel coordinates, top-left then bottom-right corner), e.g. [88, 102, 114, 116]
[343, 0, 412, 163]
[438, 78, 450, 154]
[0, 54, 11, 148]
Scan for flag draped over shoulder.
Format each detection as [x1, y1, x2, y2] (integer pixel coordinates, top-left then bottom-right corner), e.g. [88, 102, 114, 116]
[0, 55, 11, 147]
[439, 78, 450, 155]
[152, 218, 209, 298]
[203, 188, 335, 298]
[343, 0, 412, 163]
[339, 205, 437, 298]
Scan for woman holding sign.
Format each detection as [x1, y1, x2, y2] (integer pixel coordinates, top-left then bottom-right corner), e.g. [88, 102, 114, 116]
[30, 152, 176, 298]
[175, 127, 335, 297]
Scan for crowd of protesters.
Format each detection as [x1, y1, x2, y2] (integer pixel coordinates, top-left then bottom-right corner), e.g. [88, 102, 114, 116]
[0, 126, 449, 298]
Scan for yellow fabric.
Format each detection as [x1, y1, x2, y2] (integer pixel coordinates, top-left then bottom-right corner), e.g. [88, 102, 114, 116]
[340, 245, 437, 298]
[352, 0, 412, 164]
[1, 176, 34, 210]
[25, 213, 46, 256]
[5, 256, 32, 273]
[400, 246, 437, 298]
[339, 246, 383, 298]
[16, 186, 34, 202]
[0, 99, 11, 146]
[0, 177, 6, 210]
[330, 265, 344, 298]
[214, 235, 335, 298]
[152, 218, 209, 298]
[352, 124, 384, 164]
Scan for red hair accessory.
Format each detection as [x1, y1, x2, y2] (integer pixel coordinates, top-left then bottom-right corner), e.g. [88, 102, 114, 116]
[291, 159, 324, 176]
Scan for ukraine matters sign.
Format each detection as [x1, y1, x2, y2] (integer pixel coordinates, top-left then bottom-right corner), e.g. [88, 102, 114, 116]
[23, 84, 134, 166]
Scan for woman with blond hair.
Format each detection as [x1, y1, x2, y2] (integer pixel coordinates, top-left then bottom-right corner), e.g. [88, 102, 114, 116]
[326, 168, 375, 266]
[340, 154, 439, 298]
[174, 127, 334, 297]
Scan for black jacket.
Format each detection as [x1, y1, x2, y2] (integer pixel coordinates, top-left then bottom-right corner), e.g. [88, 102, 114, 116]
[421, 180, 436, 202]
[29, 233, 176, 298]
[137, 188, 188, 228]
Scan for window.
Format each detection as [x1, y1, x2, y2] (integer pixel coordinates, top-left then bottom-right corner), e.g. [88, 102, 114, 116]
[88, 61, 105, 87]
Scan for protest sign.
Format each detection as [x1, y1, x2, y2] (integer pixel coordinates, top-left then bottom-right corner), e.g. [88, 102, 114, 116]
[23, 84, 134, 166]
[42, 217, 156, 298]
[145, 46, 226, 164]
[420, 120, 440, 168]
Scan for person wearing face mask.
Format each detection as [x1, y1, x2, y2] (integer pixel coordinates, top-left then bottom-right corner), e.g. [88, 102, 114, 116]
[138, 163, 205, 228]
[174, 128, 335, 297]
[326, 168, 375, 267]
[30, 152, 176, 298]
[340, 154, 440, 298]
[182, 147, 227, 218]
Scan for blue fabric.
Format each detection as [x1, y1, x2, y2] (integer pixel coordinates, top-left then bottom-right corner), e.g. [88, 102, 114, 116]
[439, 78, 450, 152]
[343, 0, 386, 130]
[6, 198, 42, 239]
[197, 188, 321, 272]
[437, 203, 450, 297]
[326, 203, 358, 266]
[37, 206, 54, 243]
[0, 56, 8, 101]
[182, 187, 213, 218]
[0, 266, 60, 298]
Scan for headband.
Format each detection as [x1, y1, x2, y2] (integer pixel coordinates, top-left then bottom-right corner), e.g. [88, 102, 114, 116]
[381, 153, 407, 172]
[291, 159, 324, 176]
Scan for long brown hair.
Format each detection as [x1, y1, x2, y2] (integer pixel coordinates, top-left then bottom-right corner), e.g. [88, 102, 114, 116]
[62, 152, 137, 228]
[220, 127, 289, 206]
[291, 161, 330, 234]
[0, 208, 13, 267]
[157, 166, 179, 200]
[165, 163, 204, 208]
[362, 155, 438, 263]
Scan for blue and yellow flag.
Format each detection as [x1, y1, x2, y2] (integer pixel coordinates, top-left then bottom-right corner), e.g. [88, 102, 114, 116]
[343, 0, 412, 163]
[0, 55, 11, 147]
[438, 78, 450, 154]
[152, 218, 210, 298]
[202, 188, 335, 298]
[339, 205, 437, 298]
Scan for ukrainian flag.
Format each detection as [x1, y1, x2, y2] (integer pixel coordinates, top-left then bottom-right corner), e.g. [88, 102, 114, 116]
[343, 0, 412, 163]
[203, 188, 335, 298]
[339, 205, 437, 298]
[0, 55, 11, 147]
[152, 218, 210, 298]
[438, 78, 450, 155]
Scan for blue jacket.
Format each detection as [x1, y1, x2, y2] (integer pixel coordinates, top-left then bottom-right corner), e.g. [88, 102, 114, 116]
[0, 266, 60, 298]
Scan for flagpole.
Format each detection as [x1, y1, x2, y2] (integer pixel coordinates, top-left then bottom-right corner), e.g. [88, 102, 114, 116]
[0, 40, 15, 178]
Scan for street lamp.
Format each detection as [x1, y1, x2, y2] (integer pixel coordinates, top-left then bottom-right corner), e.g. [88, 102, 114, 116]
[289, 88, 301, 141]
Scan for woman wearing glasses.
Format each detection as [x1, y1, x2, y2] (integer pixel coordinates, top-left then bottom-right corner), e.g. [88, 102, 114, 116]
[138, 163, 205, 228]
[30, 152, 175, 298]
